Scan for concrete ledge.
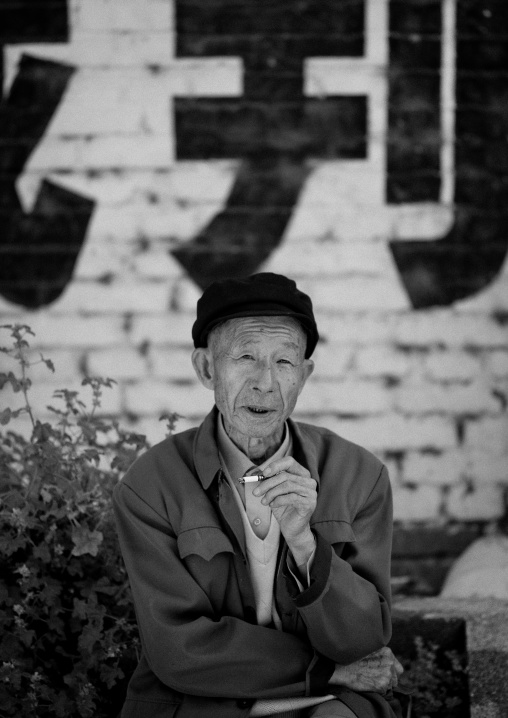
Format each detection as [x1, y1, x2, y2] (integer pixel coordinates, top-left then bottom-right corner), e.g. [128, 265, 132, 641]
[393, 597, 508, 718]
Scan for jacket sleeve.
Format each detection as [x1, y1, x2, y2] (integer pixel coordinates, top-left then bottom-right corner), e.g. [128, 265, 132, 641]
[113, 480, 334, 700]
[284, 464, 393, 665]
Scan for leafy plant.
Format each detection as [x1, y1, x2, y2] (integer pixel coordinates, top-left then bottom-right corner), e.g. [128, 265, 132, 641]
[0, 324, 176, 717]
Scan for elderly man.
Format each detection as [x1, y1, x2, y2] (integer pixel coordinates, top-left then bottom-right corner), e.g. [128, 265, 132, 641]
[113, 273, 404, 718]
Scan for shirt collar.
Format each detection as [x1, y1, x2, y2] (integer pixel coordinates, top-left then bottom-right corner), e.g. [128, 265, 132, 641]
[217, 413, 291, 480]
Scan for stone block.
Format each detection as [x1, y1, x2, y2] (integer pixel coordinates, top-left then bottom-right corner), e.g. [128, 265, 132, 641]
[87, 348, 148, 380]
[1, 316, 126, 349]
[423, 350, 482, 382]
[311, 343, 353, 378]
[23, 348, 82, 382]
[395, 382, 499, 416]
[466, 451, 508, 485]
[401, 450, 466, 487]
[297, 379, 392, 414]
[446, 484, 505, 521]
[300, 276, 407, 311]
[392, 485, 442, 522]
[465, 417, 508, 454]
[60, 280, 170, 313]
[124, 380, 211, 418]
[74, 0, 171, 32]
[150, 348, 196, 380]
[309, 415, 457, 452]
[133, 414, 198, 448]
[393, 597, 508, 718]
[355, 345, 411, 379]
[488, 350, 508, 378]
[130, 314, 194, 346]
[1, 377, 121, 417]
[394, 312, 507, 349]
[317, 313, 398, 347]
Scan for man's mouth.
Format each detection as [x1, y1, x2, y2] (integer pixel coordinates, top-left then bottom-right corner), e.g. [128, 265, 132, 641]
[245, 406, 272, 415]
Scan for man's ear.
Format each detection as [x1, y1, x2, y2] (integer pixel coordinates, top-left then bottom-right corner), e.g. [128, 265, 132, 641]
[192, 347, 215, 390]
[297, 359, 314, 395]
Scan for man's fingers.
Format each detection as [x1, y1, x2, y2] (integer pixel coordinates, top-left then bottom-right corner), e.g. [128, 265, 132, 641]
[257, 477, 317, 506]
[262, 456, 310, 478]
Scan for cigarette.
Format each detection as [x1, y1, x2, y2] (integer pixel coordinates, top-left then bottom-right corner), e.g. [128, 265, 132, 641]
[238, 474, 266, 484]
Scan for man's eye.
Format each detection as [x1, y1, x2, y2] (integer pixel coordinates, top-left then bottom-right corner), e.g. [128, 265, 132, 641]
[277, 359, 293, 365]
[239, 354, 254, 360]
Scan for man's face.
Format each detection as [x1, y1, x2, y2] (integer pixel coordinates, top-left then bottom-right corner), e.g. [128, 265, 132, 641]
[193, 316, 314, 449]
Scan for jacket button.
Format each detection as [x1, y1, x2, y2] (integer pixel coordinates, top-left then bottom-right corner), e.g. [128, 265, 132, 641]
[237, 699, 251, 708]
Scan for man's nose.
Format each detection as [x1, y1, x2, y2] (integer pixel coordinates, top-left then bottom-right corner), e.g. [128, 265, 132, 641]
[251, 360, 275, 392]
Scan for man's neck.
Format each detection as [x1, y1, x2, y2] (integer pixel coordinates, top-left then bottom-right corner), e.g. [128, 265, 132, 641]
[223, 420, 284, 463]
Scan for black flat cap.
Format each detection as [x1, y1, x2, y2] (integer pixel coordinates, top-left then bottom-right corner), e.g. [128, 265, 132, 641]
[192, 273, 319, 358]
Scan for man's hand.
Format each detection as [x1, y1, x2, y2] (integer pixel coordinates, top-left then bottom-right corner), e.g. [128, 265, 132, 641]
[252, 457, 317, 565]
[329, 647, 404, 694]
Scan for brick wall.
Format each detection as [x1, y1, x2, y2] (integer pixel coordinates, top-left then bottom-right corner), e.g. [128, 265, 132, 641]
[1, 0, 507, 538]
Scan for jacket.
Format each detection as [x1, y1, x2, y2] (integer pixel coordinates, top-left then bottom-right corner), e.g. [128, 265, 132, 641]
[113, 408, 394, 718]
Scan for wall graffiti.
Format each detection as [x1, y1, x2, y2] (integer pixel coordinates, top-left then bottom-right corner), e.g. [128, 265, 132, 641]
[172, 0, 367, 289]
[0, 0, 506, 308]
[0, 2, 94, 308]
[388, 0, 508, 308]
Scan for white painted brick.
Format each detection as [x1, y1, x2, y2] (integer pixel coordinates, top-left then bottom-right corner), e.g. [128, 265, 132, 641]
[269, 238, 394, 277]
[1, 377, 121, 417]
[74, 0, 171, 32]
[130, 314, 194, 346]
[355, 346, 410, 378]
[402, 450, 466, 487]
[446, 485, 505, 521]
[317, 314, 397, 345]
[1, 316, 126, 349]
[311, 344, 353, 378]
[133, 415, 198, 448]
[150, 348, 196, 380]
[125, 380, 212, 417]
[455, 268, 508, 314]
[171, 59, 242, 97]
[487, 351, 508, 378]
[167, 162, 238, 203]
[392, 485, 442, 522]
[298, 415, 457, 452]
[81, 135, 172, 170]
[395, 311, 507, 348]
[466, 451, 508, 485]
[169, 278, 202, 313]
[423, 351, 482, 382]
[383, 456, 401, 485]
[465, 417, 508, 454]
[395, 382, 499, 416]
[42, 29, 174, 67]
[60, 280, 170, 313]
[25, 137, 81, 172]
[87, 348, 148, 379]
[23, 349, 83, 382]
[297, 379, 392, 414]
[299, 277, 407, 311]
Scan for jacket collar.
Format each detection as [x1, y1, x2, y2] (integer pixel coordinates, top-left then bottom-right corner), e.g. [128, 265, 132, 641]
[193, 407, 223, 490]
[193, 406, 321, 489]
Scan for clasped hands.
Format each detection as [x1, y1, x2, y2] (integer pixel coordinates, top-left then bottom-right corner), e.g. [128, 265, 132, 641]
[252, 457, 404, 695]
[252, 456, 317, 566]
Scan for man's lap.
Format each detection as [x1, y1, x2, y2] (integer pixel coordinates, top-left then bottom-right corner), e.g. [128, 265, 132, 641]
[308, 700, 358, 717]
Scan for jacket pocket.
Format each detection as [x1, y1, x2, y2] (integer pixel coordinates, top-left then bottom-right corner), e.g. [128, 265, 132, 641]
[311, 519, 356, 545]
[177, 526, 234, 562]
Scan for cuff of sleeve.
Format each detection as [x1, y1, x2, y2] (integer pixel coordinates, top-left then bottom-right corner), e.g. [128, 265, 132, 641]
[284, 531, 332, 607]
[306, 653, 336, 696]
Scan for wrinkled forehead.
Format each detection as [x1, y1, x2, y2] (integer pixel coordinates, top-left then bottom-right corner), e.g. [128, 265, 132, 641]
[211, 315, 307, 352]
